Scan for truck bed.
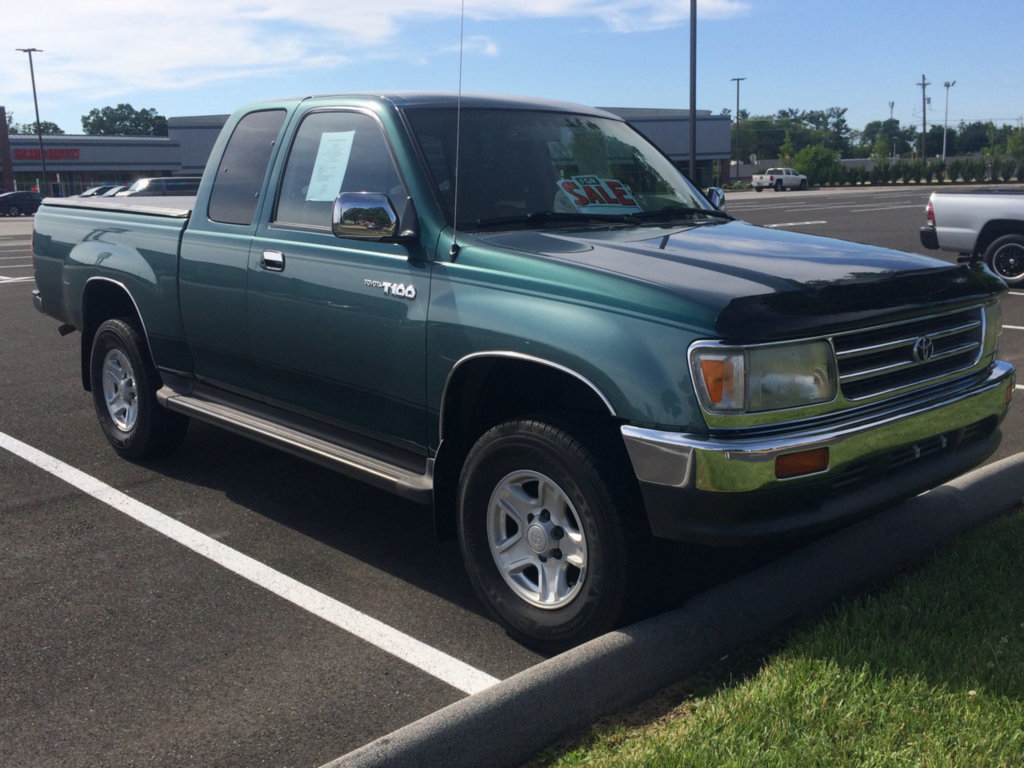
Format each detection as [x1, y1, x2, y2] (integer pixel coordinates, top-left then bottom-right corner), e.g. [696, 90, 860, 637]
[32, 197, 194, 337]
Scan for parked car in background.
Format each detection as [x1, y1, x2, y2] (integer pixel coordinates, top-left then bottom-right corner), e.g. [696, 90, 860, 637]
[0, 190, 44, 216]
[79, 185, 118, 197]
[116, 176, 202, 197]
[100, 185, 130, 197]
[751, 167, 808, 192]
[921, 190, 1024, 285]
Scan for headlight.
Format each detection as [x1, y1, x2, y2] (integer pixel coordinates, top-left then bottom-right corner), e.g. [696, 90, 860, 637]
[690, 340, 837, 413]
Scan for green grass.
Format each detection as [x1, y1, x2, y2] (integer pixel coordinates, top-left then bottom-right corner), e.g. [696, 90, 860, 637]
[528, 509, 1024, 768]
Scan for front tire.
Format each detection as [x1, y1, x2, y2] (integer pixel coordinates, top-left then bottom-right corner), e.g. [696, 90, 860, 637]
[457, 417, 640, 652]
[89, 318, 187, 459]
[983, 234, 1024, 285]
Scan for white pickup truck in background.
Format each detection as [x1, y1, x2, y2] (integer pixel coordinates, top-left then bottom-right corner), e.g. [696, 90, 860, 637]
[751, 167, 808, 192]
[920, 189, 1024, 285]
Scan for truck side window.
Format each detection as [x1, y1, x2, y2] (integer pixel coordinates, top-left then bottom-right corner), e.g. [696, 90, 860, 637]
[208, 109, 287, 226]
[273, 111, 403, 230]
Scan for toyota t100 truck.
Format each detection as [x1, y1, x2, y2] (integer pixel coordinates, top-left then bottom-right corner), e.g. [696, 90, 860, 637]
[32, 93, 1015, 650]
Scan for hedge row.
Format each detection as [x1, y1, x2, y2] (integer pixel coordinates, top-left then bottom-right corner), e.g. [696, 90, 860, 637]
[826, 158, 1021, 187]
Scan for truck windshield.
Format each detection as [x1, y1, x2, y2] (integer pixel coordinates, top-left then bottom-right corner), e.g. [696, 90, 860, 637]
[403, 107, 715, 230]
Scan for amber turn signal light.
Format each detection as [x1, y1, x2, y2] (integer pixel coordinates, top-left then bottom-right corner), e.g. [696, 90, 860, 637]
[775, 447, 829, 479]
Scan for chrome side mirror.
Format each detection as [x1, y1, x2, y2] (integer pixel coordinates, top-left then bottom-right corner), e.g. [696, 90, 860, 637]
[704, 187, 726, 210]
[332, 192, 418, 242]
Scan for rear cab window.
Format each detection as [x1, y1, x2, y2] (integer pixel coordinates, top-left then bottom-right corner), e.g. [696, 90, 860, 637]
[208, 109, 287, 226]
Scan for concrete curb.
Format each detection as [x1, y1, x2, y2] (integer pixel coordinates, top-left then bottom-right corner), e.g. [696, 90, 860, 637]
[329, 452, 1024, 768]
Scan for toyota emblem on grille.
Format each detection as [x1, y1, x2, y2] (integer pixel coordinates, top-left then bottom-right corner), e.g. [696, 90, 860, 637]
[913, 336, 935, 363]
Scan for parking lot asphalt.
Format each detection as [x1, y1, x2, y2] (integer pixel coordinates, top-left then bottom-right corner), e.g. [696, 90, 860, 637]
[2, 186, 1022, 767]
[337, 451, 1024, 768]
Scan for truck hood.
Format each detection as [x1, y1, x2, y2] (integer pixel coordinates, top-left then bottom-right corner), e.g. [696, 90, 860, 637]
[476, 220, 1003, 341]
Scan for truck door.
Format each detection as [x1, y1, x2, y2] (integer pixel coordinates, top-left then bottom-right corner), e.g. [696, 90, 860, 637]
[247, 109, 430, 453]
[179, 108, 287, 390]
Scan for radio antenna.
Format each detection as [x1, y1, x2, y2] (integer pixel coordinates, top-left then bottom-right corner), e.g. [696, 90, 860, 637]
[450, 0, 465, 259]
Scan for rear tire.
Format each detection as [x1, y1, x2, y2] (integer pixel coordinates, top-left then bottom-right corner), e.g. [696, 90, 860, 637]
[457, 417, 641, 652]
[983, 234, 1024, 285]
[89, 318, 188, 459]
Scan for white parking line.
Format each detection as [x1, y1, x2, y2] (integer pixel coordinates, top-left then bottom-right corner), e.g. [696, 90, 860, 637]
[852, 204, 928, 213]
[765, 221, 827, 229]
[0, 430, 500, 696]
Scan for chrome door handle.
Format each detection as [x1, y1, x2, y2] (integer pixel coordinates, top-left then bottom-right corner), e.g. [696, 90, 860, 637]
[261, 250, 285, 272]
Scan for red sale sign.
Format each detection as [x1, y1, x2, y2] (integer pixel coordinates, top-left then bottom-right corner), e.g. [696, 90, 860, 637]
[557, 176, 641, 214]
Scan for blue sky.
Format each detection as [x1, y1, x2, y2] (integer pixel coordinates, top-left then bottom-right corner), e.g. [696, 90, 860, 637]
[5, 0, 1023, 142]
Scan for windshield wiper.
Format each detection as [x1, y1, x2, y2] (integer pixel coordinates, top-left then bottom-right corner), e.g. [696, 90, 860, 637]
[466, 211, 615, 231]
[465, 205, 732, 232]
[622, 206, 733, 224]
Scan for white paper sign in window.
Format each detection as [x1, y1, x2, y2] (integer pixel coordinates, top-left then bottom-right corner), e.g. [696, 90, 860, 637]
[306, 131, 355, 202]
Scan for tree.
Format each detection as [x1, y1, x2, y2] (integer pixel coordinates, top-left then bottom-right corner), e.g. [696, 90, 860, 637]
[793, 144, 841, 185]
[1007, 128, 1024, 170]
[81, 104, 168, 136]
[957, 121, 994, 154]
[778, 130, 796, 164]
[858, 118, 912, 157]
[870, 132, 891, 164]
[5, 112, 64, 134]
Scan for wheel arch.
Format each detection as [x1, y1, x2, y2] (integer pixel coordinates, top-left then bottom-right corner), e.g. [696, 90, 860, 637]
[431, 352, 620, 539]
[79, 278, 152, 391]
[976, 219, 1024, 255]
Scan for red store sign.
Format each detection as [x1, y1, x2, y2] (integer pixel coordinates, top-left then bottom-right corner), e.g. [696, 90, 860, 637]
[14, 147, 81, 161]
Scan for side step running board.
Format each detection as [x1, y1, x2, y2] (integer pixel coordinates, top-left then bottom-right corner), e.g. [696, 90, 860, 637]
[156, 387, 433, 504]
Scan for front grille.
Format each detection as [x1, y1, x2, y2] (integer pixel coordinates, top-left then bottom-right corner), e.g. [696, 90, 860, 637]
[834, 306, 984, 400]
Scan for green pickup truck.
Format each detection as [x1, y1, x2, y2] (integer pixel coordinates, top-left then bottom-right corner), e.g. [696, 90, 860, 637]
[32, 93, 1015, 650]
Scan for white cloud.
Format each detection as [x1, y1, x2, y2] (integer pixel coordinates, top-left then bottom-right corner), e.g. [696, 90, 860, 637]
[4, 0, 747, 126]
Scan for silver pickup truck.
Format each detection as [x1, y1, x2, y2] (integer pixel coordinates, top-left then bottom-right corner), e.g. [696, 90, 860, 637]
[920, 189, 1024, 285]
[751, 167, 807, 192]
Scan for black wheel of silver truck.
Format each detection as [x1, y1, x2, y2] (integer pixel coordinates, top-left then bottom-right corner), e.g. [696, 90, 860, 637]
[457, 417, 639, 652]
[983, 234, 1024, 286]
[89, 318, 188, 459]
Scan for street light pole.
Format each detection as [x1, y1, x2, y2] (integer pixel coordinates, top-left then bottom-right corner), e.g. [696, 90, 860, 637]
[688, 0, 697, 183]
[16, 47, 48, 193]
[942, 80, 956, 161]
[731, 77, 746, 182]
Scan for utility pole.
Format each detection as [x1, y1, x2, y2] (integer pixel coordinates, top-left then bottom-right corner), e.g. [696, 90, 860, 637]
[731, 76, 746, 182]
[942, 80, 956, 161]
[16, 47, 48, 193]
[688, 0, 697, 183]
[917, 74, 930, 160]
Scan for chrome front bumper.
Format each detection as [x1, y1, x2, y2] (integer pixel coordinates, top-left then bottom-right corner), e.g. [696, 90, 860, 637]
[621, 361, 1015, 542]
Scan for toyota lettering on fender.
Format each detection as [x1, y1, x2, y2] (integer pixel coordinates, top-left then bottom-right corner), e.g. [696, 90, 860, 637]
[365, 279, 417, 299]
[31, 92, 1015, 652]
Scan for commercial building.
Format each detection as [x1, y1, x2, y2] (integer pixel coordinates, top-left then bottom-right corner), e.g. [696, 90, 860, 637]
[1, 106, 731, 196]
[1, 115, 226, 196]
